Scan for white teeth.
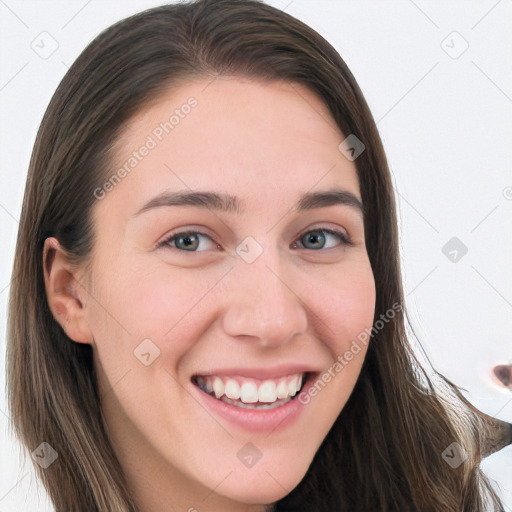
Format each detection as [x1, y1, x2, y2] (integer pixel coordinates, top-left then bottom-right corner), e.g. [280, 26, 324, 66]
[240, 382, 259, 403]
[225, 379, 241, 400]
[213, 377, 224, 399]
[221, 395, 291, 410]
[196, 373, 307, 405]
[288, 379, 298, 397]
[258, 381, 277, 403]
[276, 379, 289, 399]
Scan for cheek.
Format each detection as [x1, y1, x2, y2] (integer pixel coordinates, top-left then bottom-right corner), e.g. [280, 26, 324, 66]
[89, 251, 375, 355]
[293, 259, 375, 451]
[87, 259, 217, 363]
[315, 259, 376, 353]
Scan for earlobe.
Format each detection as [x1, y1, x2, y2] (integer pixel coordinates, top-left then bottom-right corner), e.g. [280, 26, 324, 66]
[42, 237, 94, 345]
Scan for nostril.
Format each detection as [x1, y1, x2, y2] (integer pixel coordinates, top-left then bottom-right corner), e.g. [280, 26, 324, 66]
[492, 365, 512, 388]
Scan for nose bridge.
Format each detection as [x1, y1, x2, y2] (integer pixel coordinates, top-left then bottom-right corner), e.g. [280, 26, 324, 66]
[222, 242, 308, 346]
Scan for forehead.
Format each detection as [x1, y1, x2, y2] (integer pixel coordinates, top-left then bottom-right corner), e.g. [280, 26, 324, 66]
[99, 77, 361, 221]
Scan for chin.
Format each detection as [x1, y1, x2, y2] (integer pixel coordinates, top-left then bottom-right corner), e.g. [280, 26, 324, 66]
[213, 462, 308, 505]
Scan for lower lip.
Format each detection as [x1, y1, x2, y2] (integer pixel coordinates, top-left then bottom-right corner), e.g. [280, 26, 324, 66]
[192, 373, 317, 433]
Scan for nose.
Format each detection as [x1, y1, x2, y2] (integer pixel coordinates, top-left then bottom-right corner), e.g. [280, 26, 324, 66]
[221, 253, 308, 348]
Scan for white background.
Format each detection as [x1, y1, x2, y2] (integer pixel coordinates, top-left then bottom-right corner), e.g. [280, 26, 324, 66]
[1, 0, 511, 510]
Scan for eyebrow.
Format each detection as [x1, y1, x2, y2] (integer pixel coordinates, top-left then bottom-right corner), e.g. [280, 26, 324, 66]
[133, 189, 364, 218]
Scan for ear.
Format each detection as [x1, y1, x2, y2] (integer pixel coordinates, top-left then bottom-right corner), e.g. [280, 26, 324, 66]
[42, 237, 94, 345]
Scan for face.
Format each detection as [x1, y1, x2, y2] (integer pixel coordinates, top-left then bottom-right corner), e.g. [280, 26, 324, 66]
[77, 78, 376, 510]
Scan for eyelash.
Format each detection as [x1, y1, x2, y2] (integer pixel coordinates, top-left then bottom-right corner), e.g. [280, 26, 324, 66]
[157, 227, 354, 252]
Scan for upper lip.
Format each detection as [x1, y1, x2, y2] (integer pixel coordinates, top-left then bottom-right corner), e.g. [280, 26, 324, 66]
[192, 364, 320, 380]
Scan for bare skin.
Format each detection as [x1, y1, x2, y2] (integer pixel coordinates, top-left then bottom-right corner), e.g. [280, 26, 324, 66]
[43, 77, 376, 511]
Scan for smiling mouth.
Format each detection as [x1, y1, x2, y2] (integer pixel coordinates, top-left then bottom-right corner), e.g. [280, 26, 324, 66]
[192, 373, 309, 410]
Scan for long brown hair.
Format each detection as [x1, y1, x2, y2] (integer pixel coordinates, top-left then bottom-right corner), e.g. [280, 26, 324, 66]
[6, 1, 509, 510]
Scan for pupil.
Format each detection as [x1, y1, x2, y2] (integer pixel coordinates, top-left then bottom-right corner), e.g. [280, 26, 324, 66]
[306, 231, 324, 248]
[180, 235, 197, 250]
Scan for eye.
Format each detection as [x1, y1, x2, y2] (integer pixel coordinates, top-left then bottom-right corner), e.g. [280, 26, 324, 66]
[158, 230, 219, 252]
[292, 228, 354, 250]
[158, 227, 353, 253]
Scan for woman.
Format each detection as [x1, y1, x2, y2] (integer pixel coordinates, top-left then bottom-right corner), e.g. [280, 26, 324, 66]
[6, 0, 510, 510]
